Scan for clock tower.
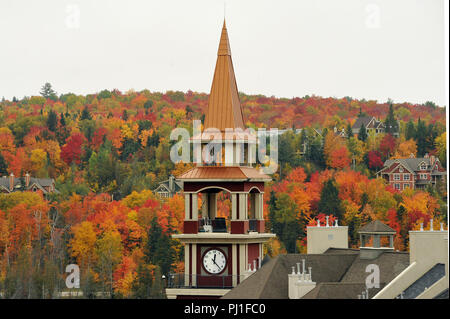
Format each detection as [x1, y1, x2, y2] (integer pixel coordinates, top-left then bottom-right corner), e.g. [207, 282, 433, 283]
[165, 20, 275, 299]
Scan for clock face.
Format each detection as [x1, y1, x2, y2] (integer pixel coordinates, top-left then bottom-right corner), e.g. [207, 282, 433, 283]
[202, 249, 227, 274]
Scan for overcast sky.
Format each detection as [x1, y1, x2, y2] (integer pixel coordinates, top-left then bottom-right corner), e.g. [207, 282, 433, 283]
[0, 0, 447, 106]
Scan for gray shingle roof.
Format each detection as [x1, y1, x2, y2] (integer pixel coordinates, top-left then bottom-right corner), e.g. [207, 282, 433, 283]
[383, 157, 443, 173]
[0, 176, 57, 193]
[358, 220, 396, 234]
[222, 248, 410, 299]
[302, 282, 384, 299]
[222, 252, 359, 299]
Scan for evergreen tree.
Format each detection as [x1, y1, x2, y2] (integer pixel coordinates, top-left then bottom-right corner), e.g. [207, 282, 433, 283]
[384, 103, 399, 135]
[144, 217, 175, 276]
[60, 112, 66, 127]
[131, 263, 154, 299]
[405, 120, 415, 140]
[358, 123, 367, 142]
[80, 105, 92, 120]
[317, 178, 343, 219]
[0, 153, 8, 175]
[346, 123, 353, 139]
[40, 82, 58, 101]
[144, 99, 153, 111]
[46, 109, 58, 132]
[415, 118, 427, 156]
[272, 193, 302, 253]
[150, 266, 165, 299]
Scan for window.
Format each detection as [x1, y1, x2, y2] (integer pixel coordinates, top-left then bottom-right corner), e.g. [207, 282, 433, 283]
[403, 184, 410, 190]
[420, 174, 427, 180]
[420, 163, 427, 170]
[399, 167, 404, 173]
[394, 174, 400, 181]
[394, 183, 400, 190]
[403, 174, 410, 181]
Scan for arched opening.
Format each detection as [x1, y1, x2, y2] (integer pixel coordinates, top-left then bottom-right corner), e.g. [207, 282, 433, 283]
[197, 187, 231, 233]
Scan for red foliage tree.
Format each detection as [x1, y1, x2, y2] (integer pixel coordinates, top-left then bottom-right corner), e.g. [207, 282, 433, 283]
[61, 133, 87, 165]
[379, 134, 396, 159]
[368, 150, 383, 170]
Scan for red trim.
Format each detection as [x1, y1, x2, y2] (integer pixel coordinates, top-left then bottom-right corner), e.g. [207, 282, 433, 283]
[183, 220, 198, 234]
[248, 243, 259, 269]
[256, 220, 265, 233]
[231, 220, 249, 234]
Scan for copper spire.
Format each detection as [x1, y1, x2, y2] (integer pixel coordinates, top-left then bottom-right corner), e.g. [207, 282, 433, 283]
[204, 20, 245, 132]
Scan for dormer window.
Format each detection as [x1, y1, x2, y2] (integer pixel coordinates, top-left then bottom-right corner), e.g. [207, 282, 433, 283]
[420, 163, 427, 170]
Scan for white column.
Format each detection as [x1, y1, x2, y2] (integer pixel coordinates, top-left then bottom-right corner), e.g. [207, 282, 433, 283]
[192, 244, 197, 286]
[255, 193, 264, 219]
[238, 193, 248, 220]
[239, 244, 247, 280]
[184, 244, 190, 286]
[192, 193, 198, 220]
[184, 194, 190, 220]
[231, 194, 237, 220]
[232, 244, 237, 287]
[248, 142, 256, 165]
[235, 143, 242, 165]
[225, 140, 234, 166]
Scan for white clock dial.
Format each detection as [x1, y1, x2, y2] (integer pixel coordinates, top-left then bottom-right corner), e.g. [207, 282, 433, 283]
[202, 249, 227, 274]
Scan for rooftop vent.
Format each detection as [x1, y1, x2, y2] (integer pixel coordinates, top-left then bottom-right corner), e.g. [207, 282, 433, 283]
[288, 259, 316, 299]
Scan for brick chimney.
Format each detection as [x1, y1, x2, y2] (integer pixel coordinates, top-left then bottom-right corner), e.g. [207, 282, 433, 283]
[9, 173, 14, 191]
[430, 155, 436, 168]
[25, 172, 30, 188]
[169, 175, 174, 192]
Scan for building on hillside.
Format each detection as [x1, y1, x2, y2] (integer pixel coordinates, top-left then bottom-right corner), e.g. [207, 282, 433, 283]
[153, 175, 182, 199]
[0, 173, 58, 195]
[333, 126, 347, 139]
[164, 20, 275, 300]
[222, 219, 448, 299]
[376, 153, 447, 190]
[352, 116, 385, 136]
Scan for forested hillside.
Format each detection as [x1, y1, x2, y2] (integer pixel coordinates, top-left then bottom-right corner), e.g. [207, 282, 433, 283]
[0, 84, 446, 298]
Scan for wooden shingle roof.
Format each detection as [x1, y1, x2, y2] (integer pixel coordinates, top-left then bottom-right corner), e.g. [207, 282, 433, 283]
[358, 220, 396, 234]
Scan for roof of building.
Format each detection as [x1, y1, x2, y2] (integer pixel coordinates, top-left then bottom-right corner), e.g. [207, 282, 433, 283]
[203, 20, 245, 132]
[382, 156, 445, 174]
[177, 166, 271, 181]
[358, 220, 396, 234]
[0, 176, 58, 194]
[222, 248, 410, 299]
[302, 282, 384, 299]
[154, 178, 183, 194]
[402, 263, 446, 299]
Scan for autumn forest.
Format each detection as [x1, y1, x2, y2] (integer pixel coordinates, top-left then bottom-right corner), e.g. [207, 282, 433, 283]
[0, 83, 447, 298]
